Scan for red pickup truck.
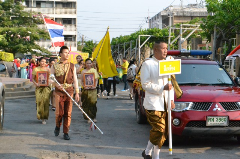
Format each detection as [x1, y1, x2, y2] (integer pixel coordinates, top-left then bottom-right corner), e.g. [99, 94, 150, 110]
[133, 52, 240, 142]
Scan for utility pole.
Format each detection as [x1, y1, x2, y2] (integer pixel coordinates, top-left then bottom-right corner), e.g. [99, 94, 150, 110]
[31, 0, 33, 12]
[135, 39, 137, 59]
[124, 42, 125, 57]
[81, 35, 84, 50]
[130, 41, 132, 58]
[168, 13, 172, 50]
[212, 25, 216, 60]
[118, 44, 120, 60]
[54, 0, 56, 21]
[181, 0, 183, 8]
[179, 24, 182, 50]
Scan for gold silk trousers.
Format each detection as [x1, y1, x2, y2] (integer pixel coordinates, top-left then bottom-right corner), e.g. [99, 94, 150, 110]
[145, 109, 168, 149]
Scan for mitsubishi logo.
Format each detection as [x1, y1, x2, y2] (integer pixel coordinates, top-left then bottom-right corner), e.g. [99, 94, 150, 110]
[213, 104, 221, 111]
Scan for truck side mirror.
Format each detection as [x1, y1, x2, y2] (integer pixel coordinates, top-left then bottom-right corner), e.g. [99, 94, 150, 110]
[234, 77, 240, 85]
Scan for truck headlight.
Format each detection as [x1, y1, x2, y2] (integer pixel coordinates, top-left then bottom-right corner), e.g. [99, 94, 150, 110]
[172, 102, 192, 112]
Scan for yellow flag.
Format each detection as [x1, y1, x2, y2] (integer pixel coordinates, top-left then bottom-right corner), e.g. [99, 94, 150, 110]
[92, 30, 118, 78]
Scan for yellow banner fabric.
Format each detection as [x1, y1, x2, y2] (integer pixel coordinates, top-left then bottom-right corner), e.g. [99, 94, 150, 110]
[0, 51, 14, 62]
[92, 30, 118, 78]
[68, 52, 89, 64]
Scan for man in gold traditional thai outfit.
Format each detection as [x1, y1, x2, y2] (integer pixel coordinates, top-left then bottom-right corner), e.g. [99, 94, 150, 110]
[50, 46, 79, 140]
[81, 58, 99, 123]
[140, 41, 175, 159]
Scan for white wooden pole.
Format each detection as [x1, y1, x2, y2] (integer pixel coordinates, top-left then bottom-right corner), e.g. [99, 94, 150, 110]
[168, 75, 172, 155]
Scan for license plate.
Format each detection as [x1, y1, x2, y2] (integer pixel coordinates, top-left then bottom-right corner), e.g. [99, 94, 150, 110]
[206, 116, 228, 126]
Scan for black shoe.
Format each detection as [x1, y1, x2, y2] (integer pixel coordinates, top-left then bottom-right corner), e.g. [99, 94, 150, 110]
[54, 127, 60, 136]
[142, 150, 152, 159]
[52, 107, 55, 111]
[63, 133, 70, 140]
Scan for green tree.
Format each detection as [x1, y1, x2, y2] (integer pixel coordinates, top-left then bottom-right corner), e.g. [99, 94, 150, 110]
[201, 0, 240, 58]
[77, 41, 83, 51]
[111, 28, 170, 49]
[82, 40, 97, 57]
[0, 0, 50, 56]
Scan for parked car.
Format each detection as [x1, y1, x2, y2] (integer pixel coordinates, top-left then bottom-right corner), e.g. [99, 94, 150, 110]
[0, 61, 10, 77]
[133, 51, 240, 142]
[0, 80, 5, 130]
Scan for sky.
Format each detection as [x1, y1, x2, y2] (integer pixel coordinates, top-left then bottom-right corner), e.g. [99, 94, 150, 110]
[77, 0, 205, 42]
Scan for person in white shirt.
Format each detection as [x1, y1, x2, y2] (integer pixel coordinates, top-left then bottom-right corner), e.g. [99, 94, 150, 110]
[127, 59, 138, 99]
[140, 41, 175, 159]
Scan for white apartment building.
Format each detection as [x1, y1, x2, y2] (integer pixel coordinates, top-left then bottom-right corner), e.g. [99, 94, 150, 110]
[23, 0, 77, 53]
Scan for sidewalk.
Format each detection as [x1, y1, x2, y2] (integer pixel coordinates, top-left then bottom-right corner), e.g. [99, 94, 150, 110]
[0, 77, 29, 85]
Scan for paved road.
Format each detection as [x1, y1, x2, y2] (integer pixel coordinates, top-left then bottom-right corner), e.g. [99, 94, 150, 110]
[1, 83, 240, 159]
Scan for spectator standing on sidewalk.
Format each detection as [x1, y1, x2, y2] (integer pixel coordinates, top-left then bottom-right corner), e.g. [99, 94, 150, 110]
[106, 75, 117, 99]
[75, 55, 84, 106]
[11, 59, 18, 78]
[127, 59, 138, 100]
[29, 58, 37, 81]
[49, 58, 56, 111]
[102, 72, 108, 96]
[121, 57, 129, 91]
[92, 59, 103, 97]
[116, 61, 122, 81]
[20, 59, 28, 79]
[16, 58, 21, 78]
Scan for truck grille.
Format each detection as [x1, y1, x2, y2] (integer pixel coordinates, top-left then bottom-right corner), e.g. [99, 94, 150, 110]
[186, 121, 240, 127]
[190, 102, 212, 111]
[220, 102, 240, 111]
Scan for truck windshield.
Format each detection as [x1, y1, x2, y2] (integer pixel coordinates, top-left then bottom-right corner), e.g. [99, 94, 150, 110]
[175, 64, 233, 85]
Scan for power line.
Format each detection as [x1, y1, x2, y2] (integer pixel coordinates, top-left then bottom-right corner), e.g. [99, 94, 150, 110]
[78, 19, 144, 22]
[77, 10, 157, 14]
[78, 30, 138, 33]
[77, 16, 144, 19]
[78, 27, 139, 30]
[77, 23, 145, 26]
[77, 31, 99, 42]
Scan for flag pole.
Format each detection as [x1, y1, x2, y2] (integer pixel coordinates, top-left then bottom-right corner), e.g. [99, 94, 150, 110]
[41, 15, 59, 57]
[168, 75, 173, 155]
[94, 27, 109, 60]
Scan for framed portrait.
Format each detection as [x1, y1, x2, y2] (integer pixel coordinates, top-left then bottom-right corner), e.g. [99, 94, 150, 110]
[36, 71, 49, 86]
[83, 73, 95, 87]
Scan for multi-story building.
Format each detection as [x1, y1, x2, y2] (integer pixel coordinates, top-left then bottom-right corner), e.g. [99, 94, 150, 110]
[149, 3, 209, 50]
[23, 0, 77, 53]
[149, 3, 208, 29]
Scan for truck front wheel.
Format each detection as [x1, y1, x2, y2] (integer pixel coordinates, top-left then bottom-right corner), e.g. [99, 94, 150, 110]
[136, 98, 147, 124]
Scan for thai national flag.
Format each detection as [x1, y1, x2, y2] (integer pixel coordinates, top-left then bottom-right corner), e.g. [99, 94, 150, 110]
[44, 18, 64, 47]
